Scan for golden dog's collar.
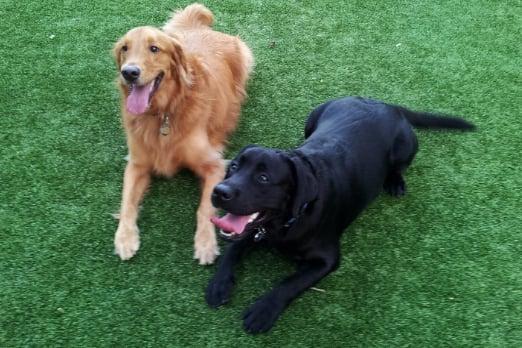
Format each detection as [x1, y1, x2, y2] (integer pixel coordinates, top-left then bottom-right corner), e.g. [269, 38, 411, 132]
[160, 112, 170, 136]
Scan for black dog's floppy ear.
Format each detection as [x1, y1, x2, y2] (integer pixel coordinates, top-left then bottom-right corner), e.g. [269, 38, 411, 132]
[287, 153, 318, 218]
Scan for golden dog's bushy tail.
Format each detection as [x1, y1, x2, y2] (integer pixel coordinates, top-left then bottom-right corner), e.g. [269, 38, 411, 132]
[163, 3, 214, 32]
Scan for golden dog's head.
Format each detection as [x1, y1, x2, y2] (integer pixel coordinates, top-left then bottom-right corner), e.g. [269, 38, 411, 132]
[113, 26, 190, 115]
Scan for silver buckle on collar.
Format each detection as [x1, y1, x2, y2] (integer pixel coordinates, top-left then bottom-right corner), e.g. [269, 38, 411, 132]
[254, 227, 267, 242]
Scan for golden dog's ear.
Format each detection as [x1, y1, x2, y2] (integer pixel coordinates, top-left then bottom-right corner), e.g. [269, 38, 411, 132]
[112, 38, 125, 67]
[169, 38, 191, 86]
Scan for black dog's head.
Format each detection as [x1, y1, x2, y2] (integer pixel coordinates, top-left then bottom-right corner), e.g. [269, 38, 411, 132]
[210, 145, 318, 241]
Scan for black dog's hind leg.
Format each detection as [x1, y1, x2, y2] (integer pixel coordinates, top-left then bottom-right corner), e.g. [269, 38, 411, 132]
[384, 125, 418, 197]
[242, 246, 340, 334]
[206, 237, 254, 308]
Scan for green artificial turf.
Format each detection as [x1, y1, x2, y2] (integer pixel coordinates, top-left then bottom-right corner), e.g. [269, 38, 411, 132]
[1, 0, 521, 346]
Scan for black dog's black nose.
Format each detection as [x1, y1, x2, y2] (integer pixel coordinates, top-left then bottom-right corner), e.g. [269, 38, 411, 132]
[213, 183, 234, 202]
[121, 65, 140, 82]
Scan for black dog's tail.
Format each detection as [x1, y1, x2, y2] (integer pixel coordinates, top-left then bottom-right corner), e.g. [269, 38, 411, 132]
[397, 106, 475, 131]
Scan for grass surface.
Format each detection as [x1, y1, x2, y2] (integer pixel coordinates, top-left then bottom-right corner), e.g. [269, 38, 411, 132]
[1, 0, 521, 346]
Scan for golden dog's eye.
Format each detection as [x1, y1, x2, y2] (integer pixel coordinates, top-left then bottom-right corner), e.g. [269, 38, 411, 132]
[122, 45, 128, 52]
[150, 45, 159, 53]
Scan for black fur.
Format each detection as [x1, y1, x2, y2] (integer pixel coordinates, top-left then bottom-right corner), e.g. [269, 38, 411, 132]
[206, 96, 474, 333]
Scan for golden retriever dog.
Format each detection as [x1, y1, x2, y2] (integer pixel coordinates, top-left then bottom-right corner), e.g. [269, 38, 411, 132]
[112, 3, 254, 264]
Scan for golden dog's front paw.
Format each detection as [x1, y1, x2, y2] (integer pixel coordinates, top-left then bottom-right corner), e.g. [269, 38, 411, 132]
[114, 224, 140, 260]
[194, 223, 220, 265]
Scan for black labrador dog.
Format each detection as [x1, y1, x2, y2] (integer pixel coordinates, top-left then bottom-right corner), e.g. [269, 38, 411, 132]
[206, 96, 474, 333]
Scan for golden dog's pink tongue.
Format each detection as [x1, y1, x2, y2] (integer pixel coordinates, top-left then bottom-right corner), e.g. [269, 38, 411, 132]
[210, 213, 252, 234]
[126, 82, 154, 115]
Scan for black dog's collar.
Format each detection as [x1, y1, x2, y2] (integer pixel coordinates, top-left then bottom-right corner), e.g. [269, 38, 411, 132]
[283, 201, 309, 228]
[253, 201, 312, 242]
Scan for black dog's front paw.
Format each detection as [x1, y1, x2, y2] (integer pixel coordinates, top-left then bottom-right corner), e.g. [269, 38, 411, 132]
[242, 296, 285, 334]
[206, 274, 234, 308]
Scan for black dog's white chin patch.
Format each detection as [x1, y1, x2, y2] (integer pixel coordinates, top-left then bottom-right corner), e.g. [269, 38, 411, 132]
[211, 212, 259, 239]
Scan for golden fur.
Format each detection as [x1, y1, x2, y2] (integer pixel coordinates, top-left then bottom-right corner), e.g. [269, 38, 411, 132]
[112, 3, 253, 264]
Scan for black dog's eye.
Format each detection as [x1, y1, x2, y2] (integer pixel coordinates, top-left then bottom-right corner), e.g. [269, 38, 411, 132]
[229, 163, 238, 172]
[122, 45, 128, 52]
[257, 174, 269, 184]
[150, 45, 159, 53]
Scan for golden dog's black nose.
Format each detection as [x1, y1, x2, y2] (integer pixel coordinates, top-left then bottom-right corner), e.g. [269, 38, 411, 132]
[213, 183, 234, 202]
[121, 65, 141, 82]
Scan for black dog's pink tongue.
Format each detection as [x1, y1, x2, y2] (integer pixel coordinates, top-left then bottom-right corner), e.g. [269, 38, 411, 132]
[210, 213, 252, 234]
[126, 82, 154, 115]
